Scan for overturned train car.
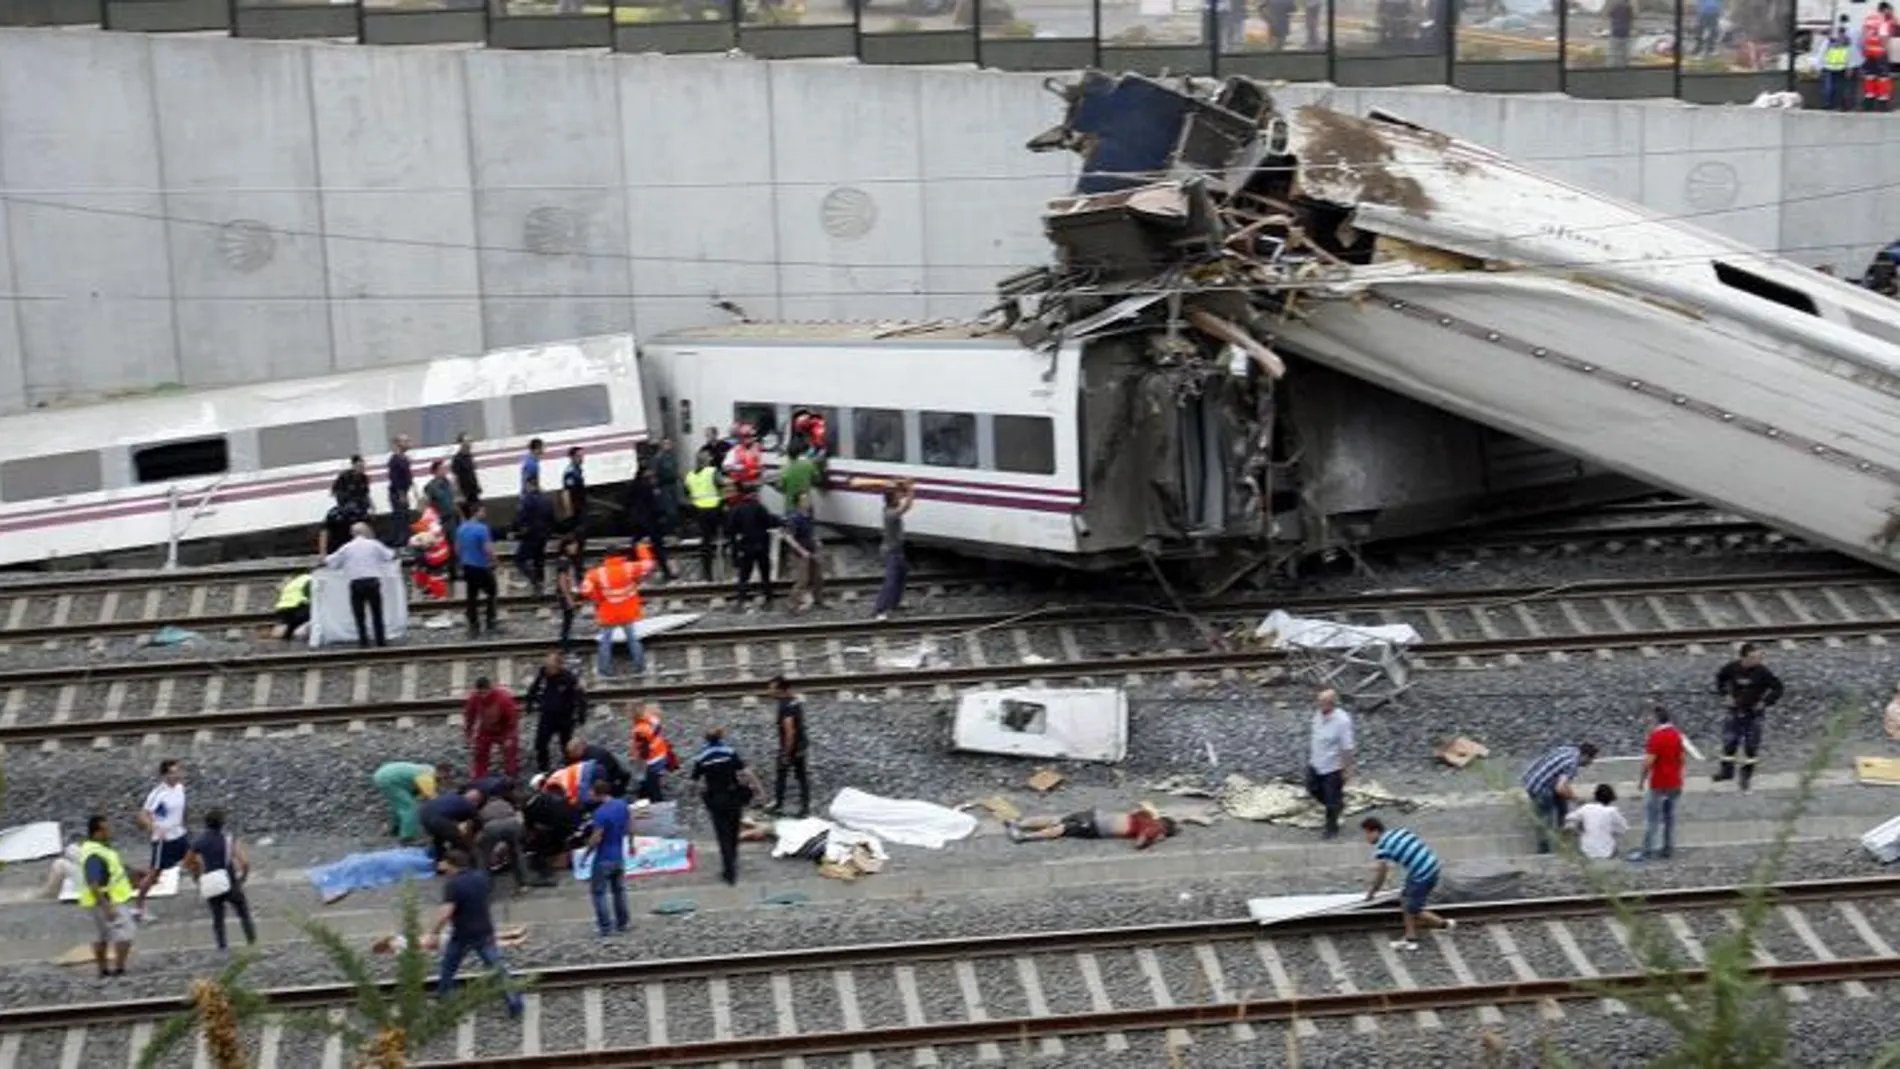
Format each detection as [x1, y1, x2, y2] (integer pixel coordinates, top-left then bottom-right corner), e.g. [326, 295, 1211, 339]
[1004, 71, 1900, 574]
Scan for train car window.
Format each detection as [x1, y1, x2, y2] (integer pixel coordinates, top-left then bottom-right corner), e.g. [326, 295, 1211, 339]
[510, 386, 613, 436]
[387, 401, 486, 449]
[259, 417, 360, 470]
[851, 408, 907, 463]
[133, 437, 229, 483]
[994, 415, 1056, 475]
[732, 402, 780, 447]
[0, 450, 104, 502]
[921, 411, 979, 469]
[1713, 262, 1819, 317]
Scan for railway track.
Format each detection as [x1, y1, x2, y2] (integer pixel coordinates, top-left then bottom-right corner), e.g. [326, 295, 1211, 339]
[0, 552, 1005, 646]
[5, 876, 1899, 1067]
[1, 567, 1895, 746]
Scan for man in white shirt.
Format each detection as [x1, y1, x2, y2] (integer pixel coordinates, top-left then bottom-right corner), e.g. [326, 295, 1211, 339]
[1305, 688, 1356, 840]
[1564, 783, 1630, 860]
[323, 521, 397, 648]
[134, 759, 188, 922]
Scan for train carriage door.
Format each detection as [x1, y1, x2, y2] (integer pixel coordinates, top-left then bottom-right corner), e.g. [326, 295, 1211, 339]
[1173, 394, 1227, 537]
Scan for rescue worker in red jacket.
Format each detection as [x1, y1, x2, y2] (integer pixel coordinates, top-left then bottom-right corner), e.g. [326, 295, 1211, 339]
[1866, 2, 1897, 109]
[408, 503, 451, 600]
[462, 676, 521, 780]
[630, 704, 677, 802]
[582, 542, 656, 679]
[722, 424, 764, 499]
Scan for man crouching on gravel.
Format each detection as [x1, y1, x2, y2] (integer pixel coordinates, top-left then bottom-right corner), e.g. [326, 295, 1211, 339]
[1007, 803, 1177, 849]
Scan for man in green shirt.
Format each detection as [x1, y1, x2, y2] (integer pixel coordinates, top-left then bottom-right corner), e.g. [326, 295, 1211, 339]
[775, 445, 820, 509]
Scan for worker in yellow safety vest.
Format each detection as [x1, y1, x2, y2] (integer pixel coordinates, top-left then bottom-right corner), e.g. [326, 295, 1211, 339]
[77, 813, 139, 976]
[1819, 18, 1857, 111]
[684, 450, 724, 583]
[274, 572, 313, 643]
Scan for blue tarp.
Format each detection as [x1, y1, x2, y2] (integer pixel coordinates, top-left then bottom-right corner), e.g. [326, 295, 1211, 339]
[307, 847, 437, 904]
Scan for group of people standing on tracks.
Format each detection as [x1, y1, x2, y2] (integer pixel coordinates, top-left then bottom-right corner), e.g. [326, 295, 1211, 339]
[290, 415, 916, 651]
[1294, 642, 1784, 947]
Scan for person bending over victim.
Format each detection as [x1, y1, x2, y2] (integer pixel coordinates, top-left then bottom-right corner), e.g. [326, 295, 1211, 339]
[1008, 805, 1176, 849]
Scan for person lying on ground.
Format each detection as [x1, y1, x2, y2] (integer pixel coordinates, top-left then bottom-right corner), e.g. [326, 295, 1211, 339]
[1007, 805, 1177, 849]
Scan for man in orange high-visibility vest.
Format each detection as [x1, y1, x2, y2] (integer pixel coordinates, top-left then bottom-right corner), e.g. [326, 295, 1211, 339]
[581, 542, 655, 679]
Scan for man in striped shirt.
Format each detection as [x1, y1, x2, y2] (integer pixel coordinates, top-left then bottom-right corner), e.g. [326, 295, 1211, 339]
[1361, 817, 1454, 950]
[1521, 742, 1598, 854]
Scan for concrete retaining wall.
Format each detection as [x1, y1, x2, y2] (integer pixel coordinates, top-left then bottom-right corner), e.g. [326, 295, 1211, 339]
[0, 28, 1892, 413]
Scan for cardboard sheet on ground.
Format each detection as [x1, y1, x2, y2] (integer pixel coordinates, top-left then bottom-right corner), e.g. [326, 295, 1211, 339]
[1857, 757, 1900, 786]
[952, 687, 1128, 763]
[1865, 814, 1900, 863]
[0, 822, 62, 864]
[62, 865, 180, 902]
[1254, 610, 1421, 650]
[1248, 891, 1397, 925]
[828, 788, 977, 849]
[309, 566, 410, 648]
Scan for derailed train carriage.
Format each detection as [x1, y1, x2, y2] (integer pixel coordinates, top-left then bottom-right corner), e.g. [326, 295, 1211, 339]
[1001, 70, 1900, 574]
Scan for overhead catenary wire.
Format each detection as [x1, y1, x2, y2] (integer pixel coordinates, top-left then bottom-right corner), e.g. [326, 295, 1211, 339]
[0, 147, 1887, 287]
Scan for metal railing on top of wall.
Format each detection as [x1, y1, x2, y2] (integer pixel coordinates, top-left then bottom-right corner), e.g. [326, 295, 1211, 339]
[1, 0, 1815, 107]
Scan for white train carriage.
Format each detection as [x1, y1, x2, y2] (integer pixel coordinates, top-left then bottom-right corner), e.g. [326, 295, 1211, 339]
[0, 335, 647, 569]
[640, 323, 1099, 563]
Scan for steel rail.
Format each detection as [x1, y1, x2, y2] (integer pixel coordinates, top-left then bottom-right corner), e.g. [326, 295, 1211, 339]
[0, 566, 1877, 689]
[5, 876, 1895, 1035]
[0, 565, 1869, 656]
[5, 574, 1897, 744]
[0, 567, 987, 643]
[408, 956, 1900, 1068]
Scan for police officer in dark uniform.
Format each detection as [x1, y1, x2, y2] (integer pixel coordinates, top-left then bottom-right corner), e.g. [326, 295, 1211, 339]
[691, 728, 763, 886]
[1713, 642, 1785, 790]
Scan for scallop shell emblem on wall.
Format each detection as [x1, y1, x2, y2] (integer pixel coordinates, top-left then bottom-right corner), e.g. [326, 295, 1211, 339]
[216, 220, 277, 273]
[1684, 161, 1740, 212]
[523, 206, 588, 256]
[820, 187, 878, 241]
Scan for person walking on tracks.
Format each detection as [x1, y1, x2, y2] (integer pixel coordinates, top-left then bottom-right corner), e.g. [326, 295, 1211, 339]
[183, 807, 257, 952]
[463, 676, 522, 780]
[430, 849, 525, 1019]
[768, 675, 812, 818]
[457, 503, 500, 637]
[582, 542, 656, 679]
[525, 652, 589, 773]
[872, 480, 916, 621]
[1521, 741, 1597, 853]
[134, 758, 189, 923]
[1713, 642, 1784, 790]
[1360, 817, 1455, 951]
[782, 491, 825, 612]
[324, 521, 397, 648]
[692, 728, 764, 886]
[581, 778, 631, 937]
[1305, 687, 1355, 840]
[630, 704, 677, 803]
[78, 813, 141, 977]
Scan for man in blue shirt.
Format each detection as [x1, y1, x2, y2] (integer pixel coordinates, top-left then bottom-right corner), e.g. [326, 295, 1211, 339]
[521, 438, 545, 495]
[456, 503, 498, 637]
[430, 849, 524, 1018]
[1362, 817, 1455, 951]
[582, 779, 630, 937]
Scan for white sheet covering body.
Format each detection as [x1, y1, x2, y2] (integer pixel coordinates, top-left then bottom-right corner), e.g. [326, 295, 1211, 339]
[952, 687, 1129, 762]
[826, 788, 978, 849]
[1254, 610, 1421, 650]
[309, 565, 409, 647]
[770, 818, 891, 865]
